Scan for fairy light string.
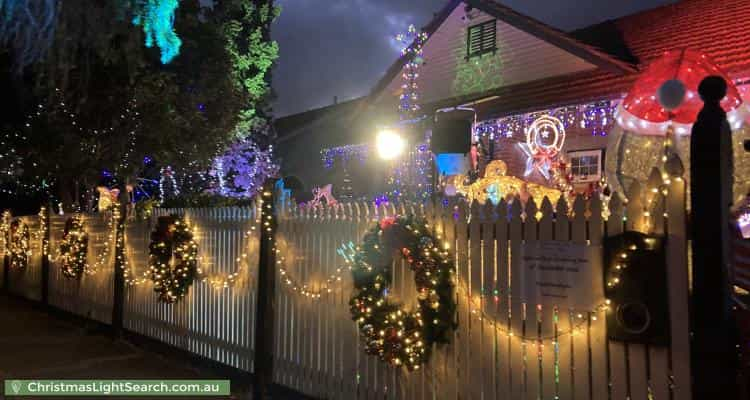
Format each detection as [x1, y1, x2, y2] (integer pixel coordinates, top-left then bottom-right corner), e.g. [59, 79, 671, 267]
[272, 208, 612, 346]
[0, 210, 10, 254]
[6, 218, 31, 269]
[395, 25, 429, 120]
[144, 215, 199, 303]
[348, 215, 457, 371]
[59, 214, 90, 279]
[123, 205, 262, 290]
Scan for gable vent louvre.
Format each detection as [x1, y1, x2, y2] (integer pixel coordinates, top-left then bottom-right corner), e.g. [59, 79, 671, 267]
[467, 19, 497, 59]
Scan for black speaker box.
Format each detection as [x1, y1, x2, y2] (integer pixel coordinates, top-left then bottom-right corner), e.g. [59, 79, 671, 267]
[432, 117, 472, 155]
[603, 231, 670, 346]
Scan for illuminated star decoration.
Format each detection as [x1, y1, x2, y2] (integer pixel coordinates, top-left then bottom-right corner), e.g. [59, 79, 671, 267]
[517, 115, 566, 180]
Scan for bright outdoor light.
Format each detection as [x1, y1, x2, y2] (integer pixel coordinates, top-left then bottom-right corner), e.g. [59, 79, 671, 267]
[376, 129, 406, 160]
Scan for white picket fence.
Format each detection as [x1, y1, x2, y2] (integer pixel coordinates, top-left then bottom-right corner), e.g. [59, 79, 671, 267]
[48, 212, 115, 324]
[1, 206, 261, 373]
[4, 214, 44, 302]
[0, 172, 691, 399]
[272, 173, 691, 400]
[123, 206, 262, 372]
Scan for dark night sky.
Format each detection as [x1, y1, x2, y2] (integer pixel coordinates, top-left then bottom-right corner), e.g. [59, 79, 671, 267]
[271, 0, 677, 117]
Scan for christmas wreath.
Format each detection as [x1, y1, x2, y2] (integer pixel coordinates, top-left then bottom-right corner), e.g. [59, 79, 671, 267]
[59, 215, 89, 279]
[6, 219, 31, 269]
[349, 215, 457, 371]
[148, 215, 198, 303]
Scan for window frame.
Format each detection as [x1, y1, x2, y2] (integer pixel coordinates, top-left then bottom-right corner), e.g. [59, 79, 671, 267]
[567, 149, 604, 183]
[466, 19, 497, 59]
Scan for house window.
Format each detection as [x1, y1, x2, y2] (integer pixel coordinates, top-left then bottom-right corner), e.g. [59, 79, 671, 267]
[568, 150, 603, 183]
[467, 20, 497, 58]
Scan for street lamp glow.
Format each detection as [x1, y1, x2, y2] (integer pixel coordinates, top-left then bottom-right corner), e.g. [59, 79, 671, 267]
[376, 129, 405, 160]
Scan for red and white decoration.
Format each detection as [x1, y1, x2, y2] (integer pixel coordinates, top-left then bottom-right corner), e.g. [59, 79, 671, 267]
[616, 49, 750, 135]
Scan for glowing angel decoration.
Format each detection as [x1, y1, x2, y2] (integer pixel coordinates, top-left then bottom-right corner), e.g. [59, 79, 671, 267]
[97, 187, 120, 211]
[517, 115, 567, 180]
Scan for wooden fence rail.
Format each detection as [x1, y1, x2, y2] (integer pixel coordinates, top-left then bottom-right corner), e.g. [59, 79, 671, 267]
[0, 176, 692, 399]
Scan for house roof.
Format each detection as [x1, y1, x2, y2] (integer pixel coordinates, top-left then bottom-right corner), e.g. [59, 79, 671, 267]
[459, 0, 750, 118]
[368, 0, 638, 103]
[275, 97, 367, 142]
[277, 0, 750, 135]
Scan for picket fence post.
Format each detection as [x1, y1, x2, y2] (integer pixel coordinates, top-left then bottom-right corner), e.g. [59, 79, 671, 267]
[253, 180, 278, 399]
[111, 188, 128, 337]
[41, 205, 51, 305]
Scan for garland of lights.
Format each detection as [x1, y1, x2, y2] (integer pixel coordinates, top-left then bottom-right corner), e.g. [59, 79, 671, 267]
[395, 25, 429, 120]
[348, 215, 456, 371]
[474, 100, 618, 140]
[158, 166, 180, 203]
[321, 144, 369, 169]
[0, 211, 9, 252]
[125, 205, 261, 289]
[148, 215, 198, 303]
[6, 219, 31, 269]
[59, 215, 89, 279]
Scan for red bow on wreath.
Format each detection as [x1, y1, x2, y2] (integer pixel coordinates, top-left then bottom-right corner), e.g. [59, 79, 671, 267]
[380, 216, 396, 230]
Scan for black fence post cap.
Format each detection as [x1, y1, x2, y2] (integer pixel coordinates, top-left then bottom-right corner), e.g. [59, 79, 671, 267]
[698, 76, 727, 103]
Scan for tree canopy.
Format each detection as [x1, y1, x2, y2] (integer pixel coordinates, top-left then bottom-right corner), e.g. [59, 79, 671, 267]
[0, 0, 279, 211]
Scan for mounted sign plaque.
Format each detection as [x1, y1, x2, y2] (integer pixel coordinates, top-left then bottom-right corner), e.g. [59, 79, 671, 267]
[520, 241, 602, 310]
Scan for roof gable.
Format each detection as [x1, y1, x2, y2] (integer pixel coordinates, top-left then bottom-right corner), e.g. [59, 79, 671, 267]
[371, 0, 636, 106]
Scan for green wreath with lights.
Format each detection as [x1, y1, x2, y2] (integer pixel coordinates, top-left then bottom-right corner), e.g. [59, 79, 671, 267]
[6, 219, 31, 269]
[148, 215, 198, 304]
[348, 215, 457, 371]
[60, 215, 89, 279]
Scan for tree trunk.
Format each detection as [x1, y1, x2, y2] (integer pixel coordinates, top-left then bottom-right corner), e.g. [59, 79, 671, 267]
[58, 175, 76, 213]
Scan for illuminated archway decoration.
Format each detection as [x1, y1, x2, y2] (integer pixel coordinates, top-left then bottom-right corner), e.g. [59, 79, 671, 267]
[517, 115, 566, 179]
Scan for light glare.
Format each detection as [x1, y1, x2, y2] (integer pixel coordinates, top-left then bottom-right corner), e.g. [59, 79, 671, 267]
[376, 129, 405, 160]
